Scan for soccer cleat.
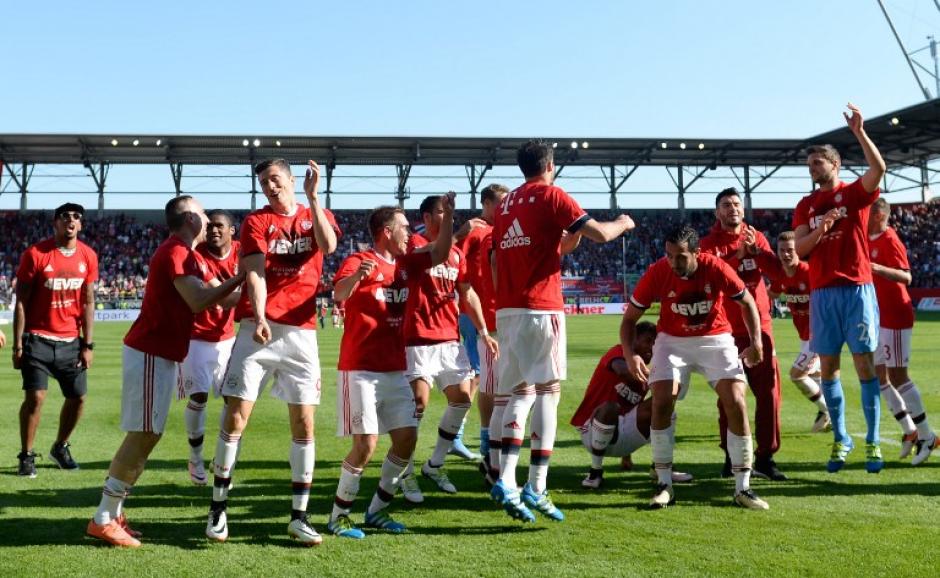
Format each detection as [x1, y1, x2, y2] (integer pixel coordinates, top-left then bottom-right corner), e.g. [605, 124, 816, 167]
[421, 461, 457, 494]
[17, 451, 38, 478]
[733, 489, 769, 510]
[647, 468, 694, 484]
[521, 483, 564, 522]
[115, 514, 142, 538]
[188, 460, 208, 486]
[753, 458, 788, 481]
[912, 433, 939, 466]
[827, 439, 854, 473]
[648, 483, 675, 509]
[49, 442, 79, 470]
[490, 481, 536, 522]
[900, 432, 918, 460]
[448, 437, 482, 461]
[865, 443, 884, 474]
[400, 474, 424, 504]
[582, 468, 604, 489]
[205, 508, 228, 542]
[327, 514, 365, 540]
[87, 519, 141, 548]
[364, 510, 406, 533]
[812, 411, 832, 433]
[287, 515, 323, 546]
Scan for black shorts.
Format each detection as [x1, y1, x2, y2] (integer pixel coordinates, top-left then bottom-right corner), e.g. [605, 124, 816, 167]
[21, 333, 87, 398]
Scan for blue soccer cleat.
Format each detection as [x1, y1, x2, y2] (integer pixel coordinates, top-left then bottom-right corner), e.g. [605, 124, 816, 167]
[490, 480, 535, 523]
[827, 439, 854, 473]
[522, 483, 565, 522]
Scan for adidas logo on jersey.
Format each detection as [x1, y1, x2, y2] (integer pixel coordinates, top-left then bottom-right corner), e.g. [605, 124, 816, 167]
[44, 264, 54, 273]
[499, 218, 531, 249]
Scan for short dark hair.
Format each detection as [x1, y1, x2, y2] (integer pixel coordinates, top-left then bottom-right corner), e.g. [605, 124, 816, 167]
[369, 206, 405, 239]
[207, 209, 236, 228]
[517, 140, 553, 178]
[253, 158, 292, 176]
[165, 195, 194, 231]
[636, 321, 657, 339]
[54, 202, 84, 220]
[777, 230, 796, 243]
[806, 144, 841, 166]
[419, 195, 442, 217]
[665, 224, 699, 251]
[715, 187, 741, 207]
[872, 197, 890, 212]
[481, 183, 509, 204]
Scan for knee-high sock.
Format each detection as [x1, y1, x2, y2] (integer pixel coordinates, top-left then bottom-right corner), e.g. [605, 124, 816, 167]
[488, 396, 507, 477]
[429, 402, 471, 466]
[212, 430, 241, 502]
[860, 377, 881, 444]
[650, 428, 673, 486]
[185, 400, 207, 463]
[368, 452, 409, 515]
[290, 438, 315, 514]
[792, 376, 827, 411]
[589, 418, 616, 470]
[479, 426, 490, 458]
[94, 476, 132, 525]
[820, 378, 848, 443]
[498, 386, 536, 490]
[727, 431, 753, 494]
[528, 384, 561, 493]
[898, 381, 933, 439]
[331, 461, 363, 521]
[880, 383, 915, 435]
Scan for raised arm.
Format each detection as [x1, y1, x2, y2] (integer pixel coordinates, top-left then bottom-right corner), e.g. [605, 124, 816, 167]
[304, 160, 338, 255]
[844, 103, 886, 194]
[579, 214, 635, 243]
[429, 193, 456, 266]
[794, 208, 841, 259]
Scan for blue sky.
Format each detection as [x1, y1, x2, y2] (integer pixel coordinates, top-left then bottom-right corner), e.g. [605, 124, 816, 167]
[2, 0, 939, 209]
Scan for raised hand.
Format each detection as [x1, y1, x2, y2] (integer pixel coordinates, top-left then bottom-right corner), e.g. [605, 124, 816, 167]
[843, 102, 864, 136]
[303, 160, 321, 199]
[616, 214, 636, 233]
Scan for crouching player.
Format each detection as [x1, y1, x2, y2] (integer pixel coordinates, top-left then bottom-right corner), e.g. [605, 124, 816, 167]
[572, 321, 692, 489]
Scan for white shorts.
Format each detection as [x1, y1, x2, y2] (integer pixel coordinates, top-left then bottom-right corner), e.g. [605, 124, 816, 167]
[336, 370, 418, 436]
[649, 333, 746, 389]
[221, 320, 322, 405]
[179, 337, 235, 398]
[479, 332, 499, 396]
[875, 327, 913, 368]
[405, 341, 474, 389]
[792, 339, 820, 374]
[496, 311, 567, 394]
[121, 346, 179, 434]
[579, 409, 648, 457]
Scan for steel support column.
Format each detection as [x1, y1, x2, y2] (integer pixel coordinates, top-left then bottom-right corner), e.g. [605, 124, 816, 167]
[19, 163, 32, 211]
[87, 162, 109, 212]
[465, 164, 491, 211]
[396, 164, 412, 208]
[743, 166, 752, 221]
[325, 161, 335, 210]
[677, 165, 685, 219]
[922, 157, 931, 202]
[170, 163, 184, 197]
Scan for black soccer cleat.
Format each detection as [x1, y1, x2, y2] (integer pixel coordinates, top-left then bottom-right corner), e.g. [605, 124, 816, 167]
[17, 451, 38, 478]
[49, 442, 79, 470]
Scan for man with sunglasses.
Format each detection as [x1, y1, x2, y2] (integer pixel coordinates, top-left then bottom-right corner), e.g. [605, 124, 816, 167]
[13, 203, 98, 478]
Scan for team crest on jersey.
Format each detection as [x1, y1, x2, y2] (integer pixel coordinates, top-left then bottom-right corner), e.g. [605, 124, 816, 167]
[44, 264, 54, 273]
[79, 263, 87, 273]
[871, 249, 879, 258]
[268, 225, 277, 234]
[667, 290, 676, 298]
[834, 193, 843, 203]
[301, 220, 313, 231]
[798, 283, 806, 290]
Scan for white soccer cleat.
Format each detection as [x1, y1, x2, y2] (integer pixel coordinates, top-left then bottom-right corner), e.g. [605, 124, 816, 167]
[400, 474, 424, 503]
[287, 515, 323, 547]
[648, 484, 675, 509]
[912, 433, 939, 466]
[189, 460, 208, 486]
[206, 509, 228, 542]
[812, 411, 831, 434]
[581, 470, 603, 489]
[421, 461, 457, 494]
[900, 432, 918, 460]
[733, 489, 769, 511]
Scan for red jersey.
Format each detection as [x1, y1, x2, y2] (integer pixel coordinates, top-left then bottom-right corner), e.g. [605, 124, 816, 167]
[401, 234, 467, 346]
[630, 253, 746, 337]
[124, 236, 204, 362]
[569, 345, 649, 428]
[700, 222, 773, 335]
[16, 239, 98, 339]
[334, 250, 431, 372]
[792, 179, 879, 290]
[492, 182, 589, 311]
[236, 204, 340, 329]
[869, 227, 914, 330]
[755, 251, 812, 341]
[191, 241, 240, 342]
[457, 224, 497, 331]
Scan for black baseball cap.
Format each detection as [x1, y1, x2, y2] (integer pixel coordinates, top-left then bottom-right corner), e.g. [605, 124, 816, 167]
[54, 203, 85, 219]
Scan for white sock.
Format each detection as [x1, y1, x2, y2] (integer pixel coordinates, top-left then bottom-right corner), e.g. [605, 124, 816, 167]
[185, 399, 207, 463]
[369, 452, 409, 515]
[527, 384, 560, 494]
[488, 397, 507, 476]
[589, 418, 616, 469]
[727, 430, 753, 494]
[331, 461, 363, 521]
[497, 386, 536, 490]
[212, 430, 241, 502]
[881, 383, 915, 435]
[94, 477, 132, 525]
[429, 402, 471, 466]
[290, 438, 315, 512]
[650, 428, 673, 486]
[898, 381, 933, 439]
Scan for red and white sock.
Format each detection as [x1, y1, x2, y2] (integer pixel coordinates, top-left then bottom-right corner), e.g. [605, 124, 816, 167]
[368, 452, 409, 515]
[94, 476, 132, 525]
[589, 418, 616, 470]
[212, 430, 241, 502]
[290, 438, 315, 513]
[331, 460, 363, 521]
[429, 401, 471, 466]
[898, 381, 933, 439]
[185, 399, 207, 463]
[528, 383, 560, 494]
[488, 396, 507, 478]
[498, 386, 536, 490]
[727, 431, 753, 494]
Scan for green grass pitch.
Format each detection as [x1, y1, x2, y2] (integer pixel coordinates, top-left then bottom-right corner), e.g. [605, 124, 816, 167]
[1, 315, 939, 577]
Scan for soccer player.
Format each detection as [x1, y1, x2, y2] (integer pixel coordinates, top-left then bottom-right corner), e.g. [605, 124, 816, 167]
[327, 206, 425, 539]
[87, 196, 244, 548]
[179, 210, 241, 485]
[13, 203, 98, 477]
[793, 103, 887, 473]
[868, 198, 937, 464]
[398, 194, 498, 503]
[622, 225, 768, 510]
[456, 183, 509, 483]
[701, 188, 785, 480]
[571, 323, 693, 489]
[490, 140, 635, 523]
[206, 159, 339, 546]
[745, 231, 830, 432]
